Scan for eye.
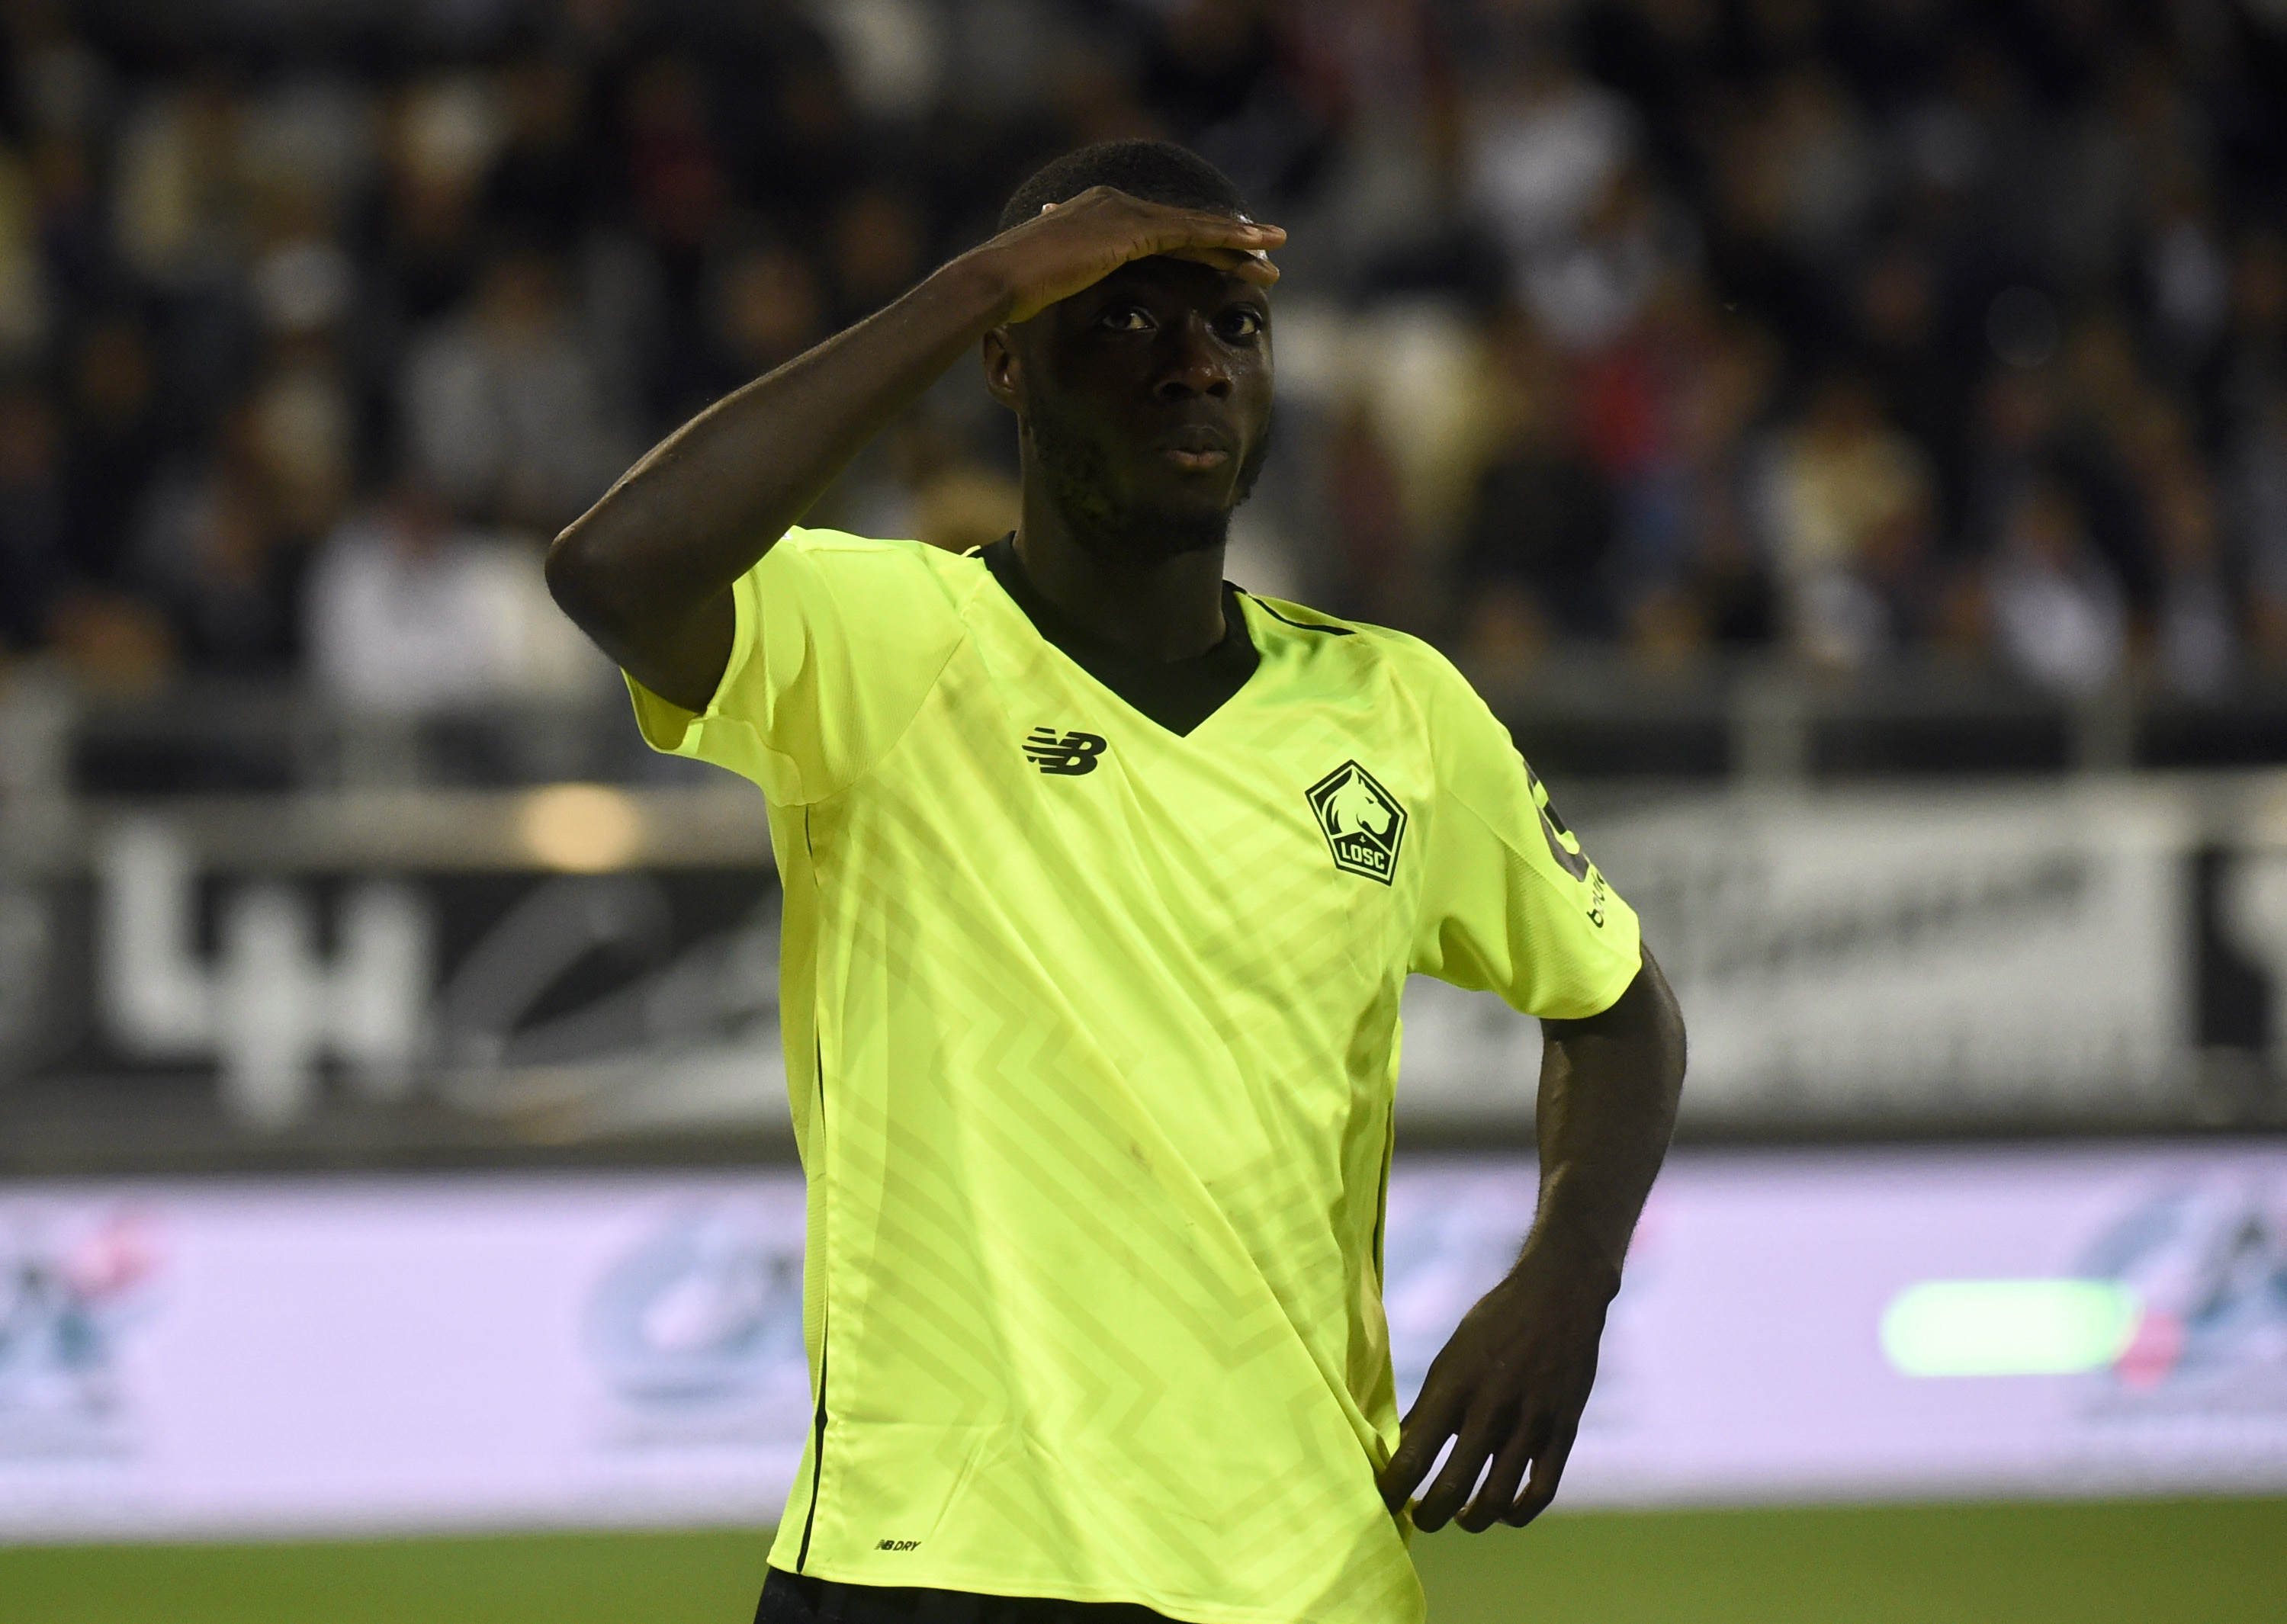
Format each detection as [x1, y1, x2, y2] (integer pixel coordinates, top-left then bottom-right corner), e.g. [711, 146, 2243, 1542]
[1219, 308, 1266, 340]
[1100, 306, 1153, 333]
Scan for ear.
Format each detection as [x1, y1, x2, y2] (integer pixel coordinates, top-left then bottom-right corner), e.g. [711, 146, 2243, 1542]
[981, 326, 1023, 414]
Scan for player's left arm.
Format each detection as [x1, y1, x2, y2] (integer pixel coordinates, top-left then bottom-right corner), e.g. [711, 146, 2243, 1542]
[1376, 948, 1685, 1533]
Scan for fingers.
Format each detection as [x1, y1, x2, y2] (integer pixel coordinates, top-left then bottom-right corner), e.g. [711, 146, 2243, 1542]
[1040, 191, 1286, 265]
[1155, 217, 1284, 264]
[1163, 245, 1280, 287]
[1505, 1417, 1579, 1528]
[1183, 213, 1286, 251]
[1457, 1418, 1542, 1534]
[1428, 1408, 1576, 1534]
[1408, 1408, 1503, 1533]
[995, 193, 1282, 320]
[1376, 1388, 1459, 1513]
[1143, 213, 1281, 290]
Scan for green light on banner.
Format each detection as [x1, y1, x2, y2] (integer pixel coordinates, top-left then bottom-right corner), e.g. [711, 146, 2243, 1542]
[1881, 1280, 2140, 1377]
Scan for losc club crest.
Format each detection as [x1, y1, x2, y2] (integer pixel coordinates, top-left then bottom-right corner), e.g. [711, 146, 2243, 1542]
[1307, 761, 1407, 884]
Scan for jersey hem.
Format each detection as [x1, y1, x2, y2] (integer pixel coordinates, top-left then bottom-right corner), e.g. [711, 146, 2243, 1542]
[790, 1556, 1416, 1624]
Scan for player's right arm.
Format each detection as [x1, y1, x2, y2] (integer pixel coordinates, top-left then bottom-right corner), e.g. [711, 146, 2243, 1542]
[544, 192, 1283, 712]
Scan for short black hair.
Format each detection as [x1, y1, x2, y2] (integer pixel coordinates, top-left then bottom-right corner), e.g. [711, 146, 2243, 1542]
[998, 140, 1247, 234]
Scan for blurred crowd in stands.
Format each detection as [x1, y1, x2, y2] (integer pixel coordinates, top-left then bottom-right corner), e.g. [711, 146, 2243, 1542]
[0, 0, 2283, 713]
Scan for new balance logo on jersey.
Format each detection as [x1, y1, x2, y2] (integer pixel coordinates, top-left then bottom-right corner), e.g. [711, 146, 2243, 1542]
[1306, 761, 1407, 884]
[1023, 727, 1107, 775]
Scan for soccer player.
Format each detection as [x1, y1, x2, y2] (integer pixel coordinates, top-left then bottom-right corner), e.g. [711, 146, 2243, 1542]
[548, 140, 1685, 1624]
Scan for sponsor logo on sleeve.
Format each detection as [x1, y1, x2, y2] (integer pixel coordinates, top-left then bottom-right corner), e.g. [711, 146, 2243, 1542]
[1525, 765, 1594, 884]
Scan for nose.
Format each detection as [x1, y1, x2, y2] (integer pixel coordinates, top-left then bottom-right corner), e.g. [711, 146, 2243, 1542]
[1154, 312, 1232, 401]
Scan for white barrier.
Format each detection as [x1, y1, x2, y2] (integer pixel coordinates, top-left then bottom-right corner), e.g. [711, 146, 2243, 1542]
[2, 1143, 2282, 1542]
[1400, 781, 2205, 1125]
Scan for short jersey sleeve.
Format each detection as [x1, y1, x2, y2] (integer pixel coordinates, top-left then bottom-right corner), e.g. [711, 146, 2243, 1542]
[625, 528, 968, 805]
[1408, 659, 1643, 1020]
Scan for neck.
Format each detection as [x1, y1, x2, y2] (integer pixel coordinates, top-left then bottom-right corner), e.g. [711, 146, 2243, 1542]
[1011, 483, 1229, 663]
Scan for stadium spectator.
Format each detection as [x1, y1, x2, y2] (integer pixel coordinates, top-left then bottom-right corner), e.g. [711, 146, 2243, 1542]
[2231, 380, 2287, 666]
[58, 316, 162, 589]
[1621, 310, 1781, 658]
[400, 245, 632, 532]
[482, 55, 597, 252]
[1463, 42, 1633, 292]
[2148, 451, 2235, 697]
[2221, 230, 2287, 445]
[371, 73, 500, 333]
[1987, 475, 2126, 695]
[305, 481, 599, 713]
[1457, 309, 1617, 651]
[1755, 373, 1936, 669]
[130, 407, 300, 675]
[0, 387, 62, 653]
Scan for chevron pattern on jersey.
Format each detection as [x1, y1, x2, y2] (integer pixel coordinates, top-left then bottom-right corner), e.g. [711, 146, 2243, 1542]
[626, 534, 1640, 1624]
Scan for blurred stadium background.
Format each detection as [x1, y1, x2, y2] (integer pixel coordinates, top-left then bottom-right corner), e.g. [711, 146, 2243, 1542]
[1, 0, 2284, 1618]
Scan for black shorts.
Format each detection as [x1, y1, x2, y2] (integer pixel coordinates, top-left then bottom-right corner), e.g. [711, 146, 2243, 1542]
[755, 1567, 1178, 1624]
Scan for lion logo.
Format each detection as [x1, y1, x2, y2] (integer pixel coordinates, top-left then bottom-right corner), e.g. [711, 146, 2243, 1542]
[1306, 762, 1407, 884]
[1325, 772, 1397, 840]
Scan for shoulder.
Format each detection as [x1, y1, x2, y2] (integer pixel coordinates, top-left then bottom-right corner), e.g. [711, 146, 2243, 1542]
[1250, 595, 1521, 797]
[1247, 592, 1482, 707]
[762, 527, 992, 600]
[775, 526, 975, 570]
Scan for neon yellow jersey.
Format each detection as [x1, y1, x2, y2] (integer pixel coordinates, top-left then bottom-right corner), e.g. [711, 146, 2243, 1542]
[628, 528, 1641, 1624]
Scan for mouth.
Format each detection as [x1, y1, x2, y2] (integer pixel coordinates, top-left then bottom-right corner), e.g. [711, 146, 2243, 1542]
[1155, 425, 1237, 472]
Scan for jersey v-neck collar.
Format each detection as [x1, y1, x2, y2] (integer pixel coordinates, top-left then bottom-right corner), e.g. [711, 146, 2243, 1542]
[978, 534, 1261, 738]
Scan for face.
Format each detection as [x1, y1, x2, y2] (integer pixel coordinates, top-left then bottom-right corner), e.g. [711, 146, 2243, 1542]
[988, 253, 1273, 560]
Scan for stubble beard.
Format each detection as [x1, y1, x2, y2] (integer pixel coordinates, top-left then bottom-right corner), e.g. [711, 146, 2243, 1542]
[1025, 410, 1271, 563]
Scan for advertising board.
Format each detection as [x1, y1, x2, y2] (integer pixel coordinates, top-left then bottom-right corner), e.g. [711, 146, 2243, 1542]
[3, 1143, 2281, 1541]
[1399, 782, 2197, 1126]
[8, 776, 2287, 1141]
